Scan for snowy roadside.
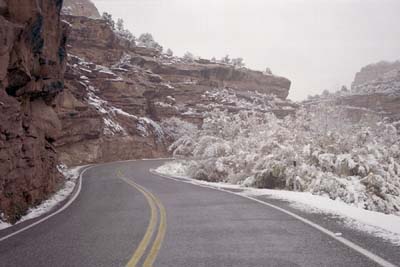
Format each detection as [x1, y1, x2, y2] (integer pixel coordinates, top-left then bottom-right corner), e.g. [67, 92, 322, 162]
[156, 161, 400, 246]
[0, 165, 85, 231]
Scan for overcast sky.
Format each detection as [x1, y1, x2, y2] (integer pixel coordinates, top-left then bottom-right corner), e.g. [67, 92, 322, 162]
[92, 0, 400, 101]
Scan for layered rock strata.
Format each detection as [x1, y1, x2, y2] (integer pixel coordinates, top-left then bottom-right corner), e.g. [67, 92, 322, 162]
[0, 0, 68, 223]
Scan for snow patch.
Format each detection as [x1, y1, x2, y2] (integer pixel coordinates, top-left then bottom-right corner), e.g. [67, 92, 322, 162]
[137, 117, 164, 141]
[156, 161, 400, 246]
[0, 165, 84, 230]
[103, 118, 126, 136]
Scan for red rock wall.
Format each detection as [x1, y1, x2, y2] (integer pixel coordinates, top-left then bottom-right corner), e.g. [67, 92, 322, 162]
[0, 0, 68, 223]
[62, 0, 100, 18]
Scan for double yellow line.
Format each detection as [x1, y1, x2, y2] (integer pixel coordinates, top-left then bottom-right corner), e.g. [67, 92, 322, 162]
[117, 170, 167, 267]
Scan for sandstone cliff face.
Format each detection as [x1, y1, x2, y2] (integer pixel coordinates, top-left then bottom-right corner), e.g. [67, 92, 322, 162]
[57, 14, 294, 165]
[0, 0, 68, 223]
[352, 61, 400, 88]
[350, 62, 400, 123]
[62, 0, 100, 18]
[304, 60, 400, 125]
[64, 15, 291, 98]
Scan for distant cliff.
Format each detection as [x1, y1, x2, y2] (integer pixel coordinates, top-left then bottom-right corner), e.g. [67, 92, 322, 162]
[0, 0, 68, 223]
[63, 0, 100, 18]
[304, 60, 400, 124]
[352, 61, 400, 88]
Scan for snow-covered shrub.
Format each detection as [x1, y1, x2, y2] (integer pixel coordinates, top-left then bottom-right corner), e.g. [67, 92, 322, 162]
[165, 48, 174, 57]
[183, 52, 195, 63]
[102, 12, 115, 29]
[137, 33, 163, 51]
[232, 58, 245, 68]
[168, 105, 400, 215]
[161, 117, 197, 140]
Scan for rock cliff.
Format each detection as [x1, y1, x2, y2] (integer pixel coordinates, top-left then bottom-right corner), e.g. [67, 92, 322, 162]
[349, 61, 400, 123]
[56, 14, 294, 165]
[304, 60, 400, 125]
[352, 61, 400, 88]
[0, 0, 68, 223]
[62, 0, 100, 18]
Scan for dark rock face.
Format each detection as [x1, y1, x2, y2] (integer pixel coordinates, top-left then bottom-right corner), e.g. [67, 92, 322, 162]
[0, 0, 67, 223]
[62, 0, 100, 18]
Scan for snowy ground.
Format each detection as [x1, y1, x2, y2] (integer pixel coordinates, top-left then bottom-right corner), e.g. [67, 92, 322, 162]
[0, 165, 84, 230]
[156, 161, 400, 246]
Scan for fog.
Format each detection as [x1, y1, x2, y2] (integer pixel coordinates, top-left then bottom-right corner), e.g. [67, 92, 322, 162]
[93, 0, 400, 101]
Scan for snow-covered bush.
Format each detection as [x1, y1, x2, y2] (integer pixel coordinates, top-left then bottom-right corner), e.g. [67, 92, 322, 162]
[183, 52, 195, 63]
[232, 58, 245, 68]
[168, 105, 400, 215]
[102, 12, 115, 29]
[137, 33, 163, 52]
[161, 117, 197, 140]
[220, 55, 231, 64]
[165, 48, 174, 57]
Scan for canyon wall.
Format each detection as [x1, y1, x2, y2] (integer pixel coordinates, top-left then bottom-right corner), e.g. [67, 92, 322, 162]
[62, 0, 100, 18]
[56, 14, 294, 166]
[0, 0, 68, 223]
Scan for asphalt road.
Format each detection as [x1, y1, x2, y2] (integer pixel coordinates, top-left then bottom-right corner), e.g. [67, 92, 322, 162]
[0, 160, 396, 267]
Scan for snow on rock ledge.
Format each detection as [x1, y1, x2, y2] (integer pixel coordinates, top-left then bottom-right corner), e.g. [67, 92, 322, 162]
[0, 165, 84, 230]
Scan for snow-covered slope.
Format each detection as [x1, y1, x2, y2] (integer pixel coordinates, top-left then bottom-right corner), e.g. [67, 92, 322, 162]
[162, 104, 400, 216]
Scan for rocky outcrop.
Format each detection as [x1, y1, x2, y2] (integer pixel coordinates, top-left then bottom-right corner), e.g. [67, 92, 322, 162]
[57, 14, 294, 165]
[65, 15, 137, 63]
[352, 61, 400, 88]
[304, 60, 400, 125]
[350, 62, 400, 123]
[55, 54, 168, 165]
[0, 0, 68, 223]
[62, 0, 100, 18]
[64, 14, 290, 98]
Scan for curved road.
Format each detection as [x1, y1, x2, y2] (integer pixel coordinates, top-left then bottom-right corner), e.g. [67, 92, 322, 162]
[0, 160, 396, 266]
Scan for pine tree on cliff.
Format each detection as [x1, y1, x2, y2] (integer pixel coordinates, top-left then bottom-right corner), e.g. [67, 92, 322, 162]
[102, 12, 115, 29]
[232, 57, 245, 68]
[166, 48, 173, 57]
[183, 52, 195, 63]
[138, 33, 163, 52]
[116, 18, 124, 31]
[221, 55, 231, 64]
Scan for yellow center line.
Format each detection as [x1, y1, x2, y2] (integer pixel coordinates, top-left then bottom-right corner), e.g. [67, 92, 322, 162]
[143, 194, 167, 267]
[117, 169, 167, 267]
[117, 173, 158, 267]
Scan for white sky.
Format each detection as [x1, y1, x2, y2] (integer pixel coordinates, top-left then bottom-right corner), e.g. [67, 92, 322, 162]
[92, 0, 400, 101]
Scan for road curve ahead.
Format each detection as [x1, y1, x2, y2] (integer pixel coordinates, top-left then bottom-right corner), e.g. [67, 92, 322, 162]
[0, 160, 393, 267]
